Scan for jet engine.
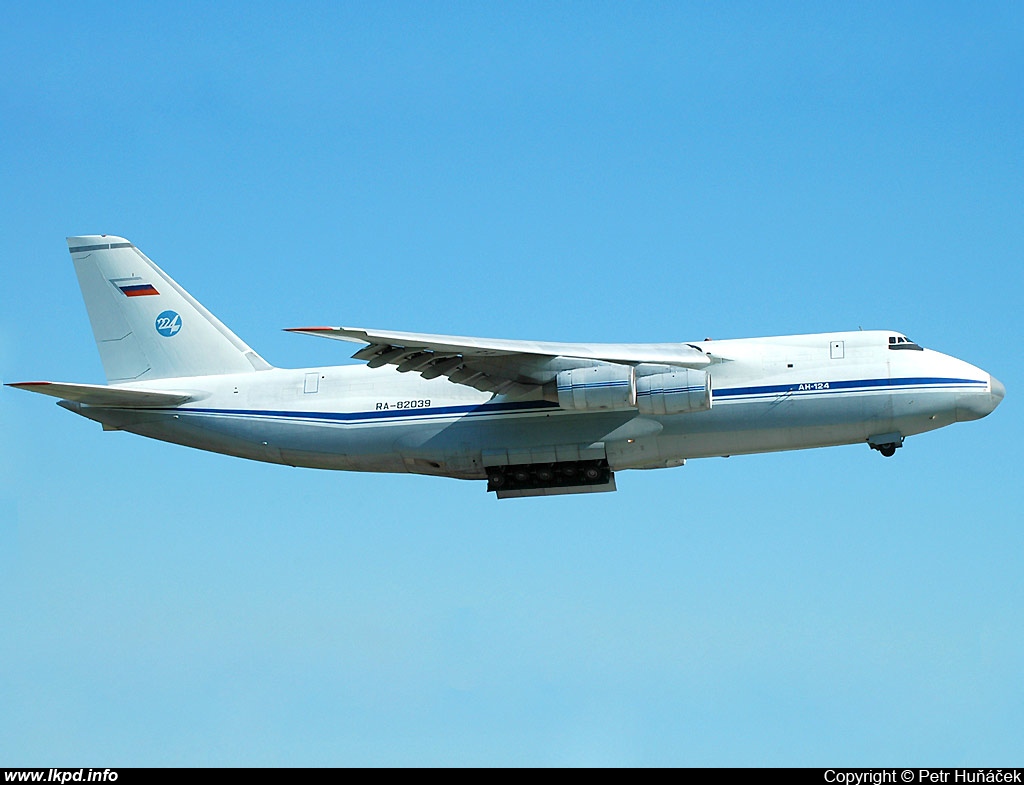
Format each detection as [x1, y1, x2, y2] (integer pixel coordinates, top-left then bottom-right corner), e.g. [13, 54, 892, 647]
[556, 365, 636, 411]
[635, 370, 712, 415]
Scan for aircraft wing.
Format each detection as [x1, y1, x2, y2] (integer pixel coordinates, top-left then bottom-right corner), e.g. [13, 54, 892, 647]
[286, 326, 711, 396]
[7, 381, 194, 408]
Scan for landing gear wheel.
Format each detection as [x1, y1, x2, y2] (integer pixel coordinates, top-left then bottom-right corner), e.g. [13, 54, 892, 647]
[878, 443, 897, 457]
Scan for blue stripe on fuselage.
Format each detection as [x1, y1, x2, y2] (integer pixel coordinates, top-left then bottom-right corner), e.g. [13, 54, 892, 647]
[715, 376, 985, 399]
[163, 376, 986, 426]
[181, 398, 560, 424]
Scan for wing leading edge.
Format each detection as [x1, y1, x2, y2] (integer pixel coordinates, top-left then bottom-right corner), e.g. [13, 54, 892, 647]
[286, 326, 711, 397]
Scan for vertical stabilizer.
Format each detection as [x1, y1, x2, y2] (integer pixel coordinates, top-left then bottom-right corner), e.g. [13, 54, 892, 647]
[68, 236, 272, 382]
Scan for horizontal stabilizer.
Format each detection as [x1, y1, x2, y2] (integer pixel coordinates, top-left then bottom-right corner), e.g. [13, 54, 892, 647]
[7, 381, 193, 408]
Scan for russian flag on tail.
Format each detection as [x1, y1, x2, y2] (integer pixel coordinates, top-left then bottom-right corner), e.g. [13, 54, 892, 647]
[111, 277, 160, 297]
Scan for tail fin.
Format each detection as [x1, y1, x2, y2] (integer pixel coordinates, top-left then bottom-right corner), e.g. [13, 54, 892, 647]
[68, 235, 272, 382]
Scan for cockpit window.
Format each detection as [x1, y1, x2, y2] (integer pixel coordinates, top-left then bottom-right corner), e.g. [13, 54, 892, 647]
[888, 335, 923, 351]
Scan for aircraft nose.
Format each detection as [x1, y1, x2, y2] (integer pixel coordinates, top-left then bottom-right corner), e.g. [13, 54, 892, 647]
[955, 374, 1005, 422]
[991, 375, 1005, 405]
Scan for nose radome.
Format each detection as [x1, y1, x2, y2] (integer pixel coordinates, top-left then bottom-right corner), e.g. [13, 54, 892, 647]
[990, 375, 1005, 406]
[955, 374, 1004, 422]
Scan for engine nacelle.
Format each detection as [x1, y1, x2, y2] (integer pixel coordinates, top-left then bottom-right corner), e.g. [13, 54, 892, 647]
[636, 370, 712, 415]
[556, 365, 636, 411]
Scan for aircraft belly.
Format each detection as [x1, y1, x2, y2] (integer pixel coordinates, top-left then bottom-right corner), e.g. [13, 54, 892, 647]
[649, 386, 957, 459]
[378, 389, 902, 473]
[182, 410, 410, 472]
[73, 393, 879, 472]
[60, 382, 969, 480]
[391, 408, 636, 479]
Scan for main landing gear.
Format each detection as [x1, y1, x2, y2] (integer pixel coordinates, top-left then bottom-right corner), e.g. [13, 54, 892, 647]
[487, 459, 611, 493]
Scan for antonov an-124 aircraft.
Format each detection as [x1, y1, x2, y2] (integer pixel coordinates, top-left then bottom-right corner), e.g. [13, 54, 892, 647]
[9, 236, 1005, 498]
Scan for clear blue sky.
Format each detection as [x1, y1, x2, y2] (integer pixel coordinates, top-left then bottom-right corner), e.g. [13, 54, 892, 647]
[1, 1, 1021, 766]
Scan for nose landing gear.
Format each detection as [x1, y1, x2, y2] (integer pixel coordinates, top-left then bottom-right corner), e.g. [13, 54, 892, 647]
[868, 432, 904, 458]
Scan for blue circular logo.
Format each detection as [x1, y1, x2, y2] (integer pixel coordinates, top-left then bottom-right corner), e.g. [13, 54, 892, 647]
[155, 310, 182, 337]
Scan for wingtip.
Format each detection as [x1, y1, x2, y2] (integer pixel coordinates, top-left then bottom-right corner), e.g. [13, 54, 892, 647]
[283, 326, 336, 333]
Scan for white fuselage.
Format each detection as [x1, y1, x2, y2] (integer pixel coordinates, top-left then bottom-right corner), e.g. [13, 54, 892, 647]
[64, 330, 1002, 481]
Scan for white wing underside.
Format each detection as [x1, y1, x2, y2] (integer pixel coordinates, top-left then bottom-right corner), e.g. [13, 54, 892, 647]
[287, 326, 711, 397]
